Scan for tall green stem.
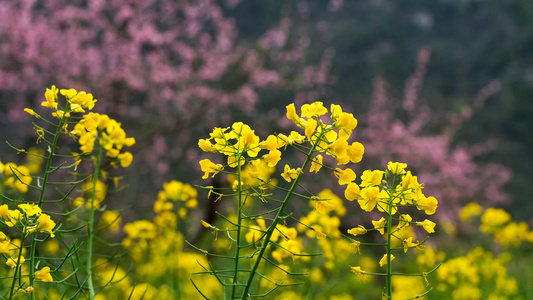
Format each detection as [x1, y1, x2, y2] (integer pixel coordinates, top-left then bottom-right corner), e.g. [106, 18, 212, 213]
[28, 112, 68, 300]
[240, 142, 318, 299]
[8, 232, 27, 299]
[386, 188, 393, 299]
[86, 145, 104, 299]
[231, 153, 244, 299]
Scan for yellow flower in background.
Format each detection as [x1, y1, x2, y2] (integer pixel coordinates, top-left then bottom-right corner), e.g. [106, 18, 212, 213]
[379, 254, 395, 267]
[44, 239, 60, 255]
[417, 219, 436, 234]
[315, 229, 327, 240]
[6, 256, 25, 268]
[34, 266, 53, 282]
[480, 208, 511, 233]
[3, 164, 32, 193]
[312, 198, 333, 215]
[459, 202, 483, 221]
[99, 211, 121, 233]
[350, 266, 365, 280]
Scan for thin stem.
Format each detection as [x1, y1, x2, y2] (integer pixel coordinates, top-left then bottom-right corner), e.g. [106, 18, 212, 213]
[230, 153, 244, 299]
[86, 144, 104, 299]
[8, 236, 27, 299]
[386, 187, 393, 300]
[29, 108, 69, 300]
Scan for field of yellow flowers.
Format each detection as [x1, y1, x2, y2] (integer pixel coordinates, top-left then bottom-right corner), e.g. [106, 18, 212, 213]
[1, 87, 532, 299]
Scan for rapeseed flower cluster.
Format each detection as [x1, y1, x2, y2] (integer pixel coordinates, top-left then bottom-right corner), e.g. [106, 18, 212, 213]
[194, 102, 368, 298]
[459, 203, 533, 246]
[436, 247, 518, 299]
[11, 85, 136, 298]
[120, 181, 219, 299]
[25, 85, 135, 169]
[345, 162, 439, 298]
[0, 203, 56, 289]
[198, 102, 364, 183]
[0, 149, 43, 194]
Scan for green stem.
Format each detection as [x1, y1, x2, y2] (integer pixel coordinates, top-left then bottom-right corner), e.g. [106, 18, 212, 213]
[29, 110, 69, 300]
[231, 153, 244, 299]
[386, 188, 393, 299]
[8, 232, 27, 299]
[86, 144, 104, 299]
[240, 141, 319, 299]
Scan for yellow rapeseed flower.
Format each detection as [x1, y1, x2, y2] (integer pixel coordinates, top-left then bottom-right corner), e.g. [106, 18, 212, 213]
[372, 217, 387, 235]
[199, 159, 224, 179]
[309, 154, 323, 173]
[417, 219, 436, 234]
[301, 101, 328, 118]
[34, 266, 53, 282]
[263, 149, 282, 167]
[281, 164, 299, 182]
[379, 254, 395, 267]
[360, 169, 384, 187]
[344, 182, 361, 201]
[348, 225, 367, 237]
[36, 214, 56, 237]
[387, 162, 407, 175]
[18, 203, 42, 216]
[42, 85, 59, 109]
[6, 256, 25, 268]
[334, 168, 356, 185]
